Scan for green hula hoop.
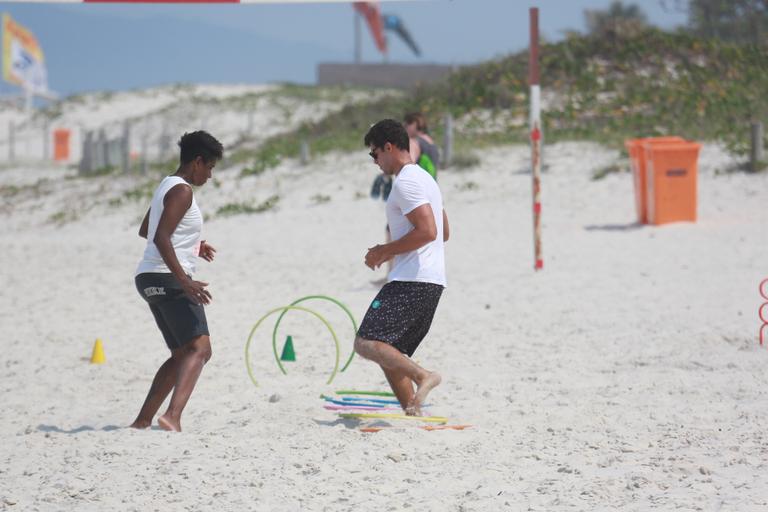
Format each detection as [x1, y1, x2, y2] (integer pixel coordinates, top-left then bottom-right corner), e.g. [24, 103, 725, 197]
[245, 306, 341, 387]
[271, 295, 358, 373]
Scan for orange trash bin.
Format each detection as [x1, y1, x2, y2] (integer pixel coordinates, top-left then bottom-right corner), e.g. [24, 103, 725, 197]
[625, 136, 684, 224]
[643, 141, 701, 225]
[53, 129, 71, 162]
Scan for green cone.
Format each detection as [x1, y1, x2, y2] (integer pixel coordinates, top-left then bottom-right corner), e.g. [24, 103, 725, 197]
[280, 335, 296, 361]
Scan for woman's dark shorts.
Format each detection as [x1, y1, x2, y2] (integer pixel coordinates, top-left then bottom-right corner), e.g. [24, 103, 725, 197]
[135, 273, 209, 350]
[357, 280, 444, 357]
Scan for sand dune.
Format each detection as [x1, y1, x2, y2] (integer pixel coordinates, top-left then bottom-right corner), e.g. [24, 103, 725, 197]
[1, 113, 767, 510]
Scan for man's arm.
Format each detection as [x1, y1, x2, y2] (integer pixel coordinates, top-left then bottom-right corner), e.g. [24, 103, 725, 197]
[154, 185, 211, 304]
[365, 203, 436, 269]
[139, 208, 150, 239]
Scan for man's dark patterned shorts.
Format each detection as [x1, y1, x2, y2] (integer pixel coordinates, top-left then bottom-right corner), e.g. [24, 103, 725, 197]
[357, 280, 444, 357]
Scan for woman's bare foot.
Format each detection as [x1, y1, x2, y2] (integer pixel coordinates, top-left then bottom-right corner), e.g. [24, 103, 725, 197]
[157, 414, 181, 432]
[129, 419, 152, 429]
[408, 371, 442, 414]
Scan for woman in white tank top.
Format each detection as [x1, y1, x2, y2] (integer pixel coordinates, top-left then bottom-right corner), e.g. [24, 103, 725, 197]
[130, 131, 223, 433]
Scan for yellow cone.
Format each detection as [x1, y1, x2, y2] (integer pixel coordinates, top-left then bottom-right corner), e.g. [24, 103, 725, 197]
[90, 338, 106, 364]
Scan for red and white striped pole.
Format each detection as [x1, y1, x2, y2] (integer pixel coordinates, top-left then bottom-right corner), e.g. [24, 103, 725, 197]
[529, 6, 543, 271]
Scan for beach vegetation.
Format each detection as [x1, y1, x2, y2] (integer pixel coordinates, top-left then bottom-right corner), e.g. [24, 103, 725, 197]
[592, 163, 627, 180]
[450, 152, 482, 170]
[456, 181, 480, 192]
[48, 209, 79, 225]
[311, 194, 332, 204]
[215, 194, 280, 217]
[123, 180, 156, 202]
[242, 27, 767, 173]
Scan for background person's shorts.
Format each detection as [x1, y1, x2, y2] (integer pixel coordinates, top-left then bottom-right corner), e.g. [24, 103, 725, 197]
[135, 273, 209, 350]
[357, 280, 444, 357]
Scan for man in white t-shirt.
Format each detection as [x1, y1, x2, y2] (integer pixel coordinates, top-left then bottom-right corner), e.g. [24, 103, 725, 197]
[354, 119, 450, 415]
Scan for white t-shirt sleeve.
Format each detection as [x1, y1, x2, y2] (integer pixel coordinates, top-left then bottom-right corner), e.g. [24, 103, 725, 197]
[393, 174, 429, 215]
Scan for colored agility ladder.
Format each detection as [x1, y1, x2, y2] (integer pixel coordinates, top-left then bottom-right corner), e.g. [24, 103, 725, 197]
[340, 396, 400, 405]
[336, 390, 396, 397]
[360, 425, 472, 433]
[324, 404, 402, 412]
[320, 395, 394, 407]
[321, 395, 431, 408]
[338, 412, 448, 424]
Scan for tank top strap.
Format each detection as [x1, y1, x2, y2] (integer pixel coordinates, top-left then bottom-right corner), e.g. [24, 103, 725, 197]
[159, 175, 190, 195]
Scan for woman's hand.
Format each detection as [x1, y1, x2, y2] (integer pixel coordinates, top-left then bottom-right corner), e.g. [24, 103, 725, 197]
[199, 240, 217, 262]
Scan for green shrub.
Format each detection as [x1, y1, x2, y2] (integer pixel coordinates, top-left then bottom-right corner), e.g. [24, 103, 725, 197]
[311, 194, 332, 204]
[592, 163, 625, 180]
[216, 195, 280, 217]
[450, 153, 481, 170]
[239, 28, 767, 173]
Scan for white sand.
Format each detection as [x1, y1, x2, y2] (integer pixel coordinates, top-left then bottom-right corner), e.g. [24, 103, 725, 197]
[1, 107, 767, 510]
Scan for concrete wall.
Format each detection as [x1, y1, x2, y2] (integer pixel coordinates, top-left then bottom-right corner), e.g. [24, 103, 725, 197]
[317, 62, 457, 89]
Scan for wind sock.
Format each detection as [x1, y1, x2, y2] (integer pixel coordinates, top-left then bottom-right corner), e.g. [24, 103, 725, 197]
[382, 14, 420, 56]
[353, 2, 387, 55]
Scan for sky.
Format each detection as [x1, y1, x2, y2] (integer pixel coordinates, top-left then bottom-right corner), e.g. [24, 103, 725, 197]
[0, 0, 689, 97]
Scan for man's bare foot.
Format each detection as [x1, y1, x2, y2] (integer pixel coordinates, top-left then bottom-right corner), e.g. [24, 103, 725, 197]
[157, 414, 181, 432]
[404, 405, 422, 417]
[129, 419, 151, 429]
[408, 371, 442, 413]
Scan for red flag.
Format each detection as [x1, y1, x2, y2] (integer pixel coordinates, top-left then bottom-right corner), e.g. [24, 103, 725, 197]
[353, 2, 387, 55]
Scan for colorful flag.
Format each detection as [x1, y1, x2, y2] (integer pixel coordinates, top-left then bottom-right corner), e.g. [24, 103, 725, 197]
[383, 14, 420, 56]
[353, 2, 387, 55]
[2, 14, 48, 94]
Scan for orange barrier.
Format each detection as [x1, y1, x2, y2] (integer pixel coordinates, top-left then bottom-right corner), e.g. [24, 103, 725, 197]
[53, 129, 70, 162]
[625, 137, 684, 223]
[643, 141, 701, 225]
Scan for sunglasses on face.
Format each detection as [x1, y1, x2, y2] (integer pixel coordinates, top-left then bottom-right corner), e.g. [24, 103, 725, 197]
[369, 148, 380, 161]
